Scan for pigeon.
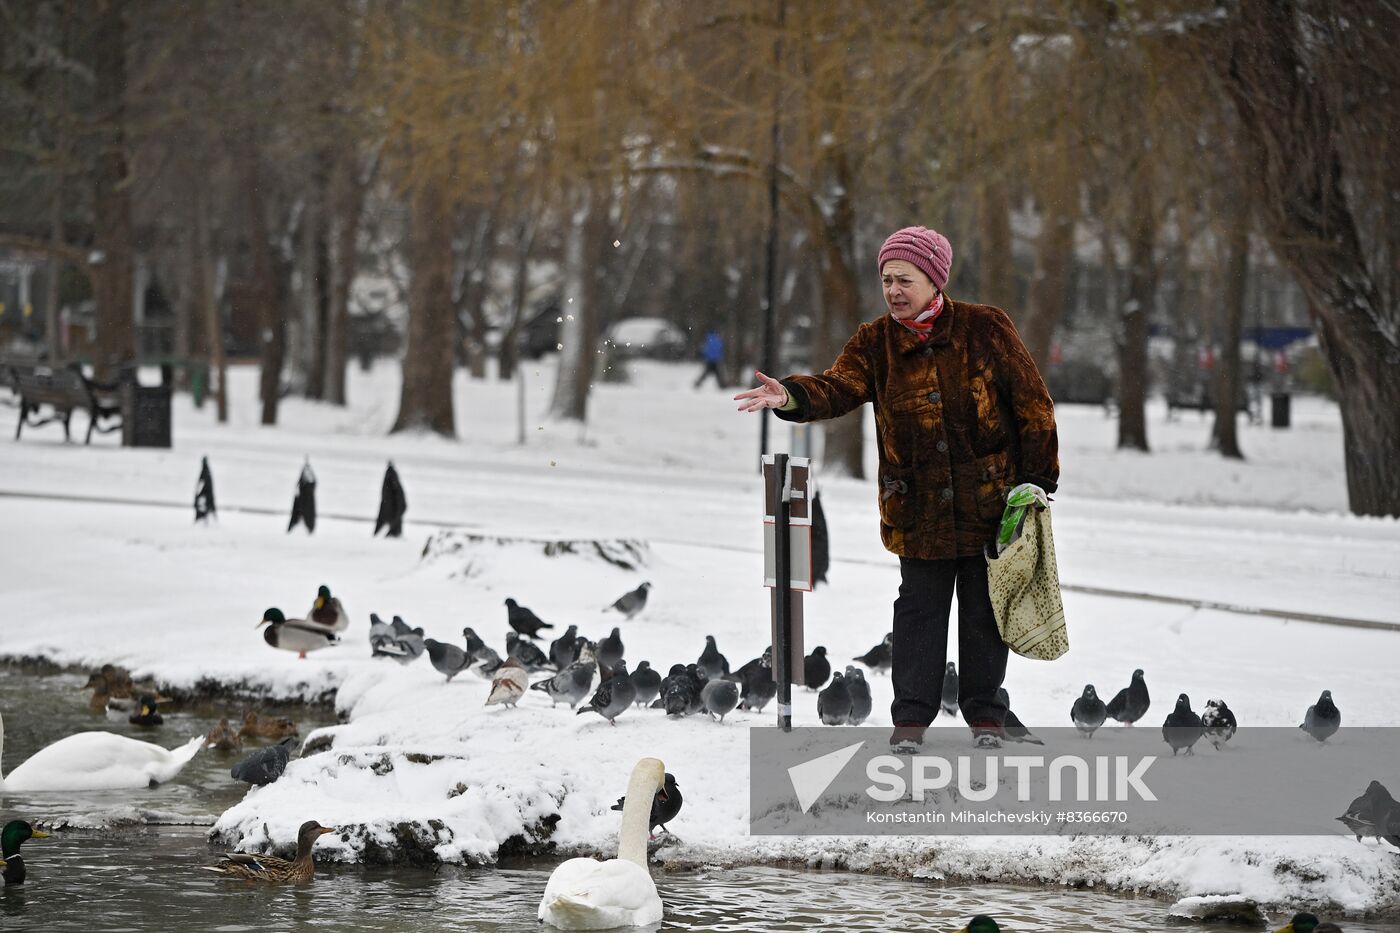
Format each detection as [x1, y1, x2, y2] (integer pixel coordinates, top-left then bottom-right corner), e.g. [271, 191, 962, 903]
[531, 661, 597, 709]
[1071, 685, 1108, 738]
[128, 694, 163, 727]
[194, 456, 217, 523]
[598, 627, 626, 672]
[611, 772, 683, 834]
[631, 660, 662, 708]
[844, 666, 872, 725]
[1336, 780, 1400, 846]
[472, 646, 504, 677]
[655, 664, 702, 717]
[287, 459, 317, 533]
[941, 662, 959, 716]
[683, 664, 708, 716]
[425, 638, 472, 681]
[1300, 689, 1341, 743]
[549, 625, 580, 671]
[485, 658, 529, 708]
[306, 584, 349, 633]
[1106, 669, 1150, 726]
[701, 677, 739, 723]
[995, 688, 1043, 744]
[817, 671, 852, 725]
[369, 613, 399, 656]
[573, 636, 597, 667]
[734, 648, 776, 711]
[504, 598, 553, 639]
[577, 660, 636, 724]
[604, 582, 651, 620]
[462, 626, 490, 661]
[373, 461, 407, 537]
[697, 635, 729, 680]
[1162, 693, 1204, 756]
[804, 646, 831, 691]
[811, 490, 829, 587]
[230, 736, 298, 786]
[853, 633, 893, 673]
[259, 608, 339, 658]
[391, 623, 426, 664]
[1201, 699, 1237, 750]
[506, 632, 553, 672]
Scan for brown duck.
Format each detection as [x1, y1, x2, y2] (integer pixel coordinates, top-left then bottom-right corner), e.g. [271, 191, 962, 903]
[204, 821, 336, 883]
[238, 711, 299, 741]
[205, 718, 243, 752]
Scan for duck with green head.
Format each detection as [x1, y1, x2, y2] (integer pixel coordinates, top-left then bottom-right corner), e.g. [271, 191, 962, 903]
[955, 917, 1000, 933]
[2, 820, 51, 884]
[1275, 912, 1343, 933]
[306, 585, 349, 633]
[258, 608, 339, 659]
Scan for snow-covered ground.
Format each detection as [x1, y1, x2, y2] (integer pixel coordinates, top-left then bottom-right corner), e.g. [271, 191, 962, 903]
[2, 359, 1398, 916]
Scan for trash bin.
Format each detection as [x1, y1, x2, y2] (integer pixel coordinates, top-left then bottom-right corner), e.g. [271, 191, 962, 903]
[123, 382, 173, 448]
[1270, 392, 1291, 429]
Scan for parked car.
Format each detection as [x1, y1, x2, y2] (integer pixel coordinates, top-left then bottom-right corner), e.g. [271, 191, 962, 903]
[605, 317, 689, 360]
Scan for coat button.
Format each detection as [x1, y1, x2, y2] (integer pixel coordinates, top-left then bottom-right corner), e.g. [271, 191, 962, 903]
[936, 440, 948, 453]
[927, 391, 941, 403]
[941, 487, 954, 501]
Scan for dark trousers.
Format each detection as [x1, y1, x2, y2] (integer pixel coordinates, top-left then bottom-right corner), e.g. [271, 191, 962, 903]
[890, 555, 1008, 728]
[694, 361, 725, 388]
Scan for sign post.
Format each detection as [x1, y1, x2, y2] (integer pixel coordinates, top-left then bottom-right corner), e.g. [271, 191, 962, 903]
[763, 453, 812, 731]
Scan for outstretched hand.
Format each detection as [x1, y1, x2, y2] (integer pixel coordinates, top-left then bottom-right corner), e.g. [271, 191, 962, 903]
[734, 371, 789, 412]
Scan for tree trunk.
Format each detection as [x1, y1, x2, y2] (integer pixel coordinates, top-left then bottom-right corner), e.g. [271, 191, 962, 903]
[498, 216, 537, 383]
[241, 143, 283, 425]
[392, 173, 456, 436]
[976, 177, 1016, 312]
[91, 0, 135, 379]
[1223, 0, 1400, 516]
[1212, 190, 1249, 459]
[549, 182, 608, 424]
[192, 183, 227, 423]
[323, 154, 368, 407]
[1116, 171, 1154, 452]
[1022, 159, 1076, 368]
[812, 155, 865, 479]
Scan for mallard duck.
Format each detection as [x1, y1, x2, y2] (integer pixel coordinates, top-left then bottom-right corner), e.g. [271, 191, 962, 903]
[238, 710, 299, 741]
[955, 917, 1000, 933]
[0, 711, 203, 791]
[306, 585, 349, 633]
[205, 718, 243, 751]
[128, 694, 163, 727]
[204, 820, 336, 883]
[1, 820, 49, 885]
[258, 608, 339, 658]
[1275, 912, 1343, 933]
[538, 758, 665, 929]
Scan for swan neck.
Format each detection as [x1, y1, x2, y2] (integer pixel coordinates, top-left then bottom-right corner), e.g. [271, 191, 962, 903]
[616, 766, 661, 868]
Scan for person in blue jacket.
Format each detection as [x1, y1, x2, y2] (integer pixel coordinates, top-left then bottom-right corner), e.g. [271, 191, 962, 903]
[694, 328, 726, 389]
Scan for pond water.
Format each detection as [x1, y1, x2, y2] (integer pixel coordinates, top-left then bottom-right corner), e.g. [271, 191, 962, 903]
[1, 668, 1385, 932]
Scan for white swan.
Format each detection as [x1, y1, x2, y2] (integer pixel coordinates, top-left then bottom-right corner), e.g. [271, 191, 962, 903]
[0, 711, 204, 792]
[538, 757, 666, 930]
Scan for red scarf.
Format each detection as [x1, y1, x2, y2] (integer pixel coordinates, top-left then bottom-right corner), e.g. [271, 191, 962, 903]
[893, 292, 945, 340]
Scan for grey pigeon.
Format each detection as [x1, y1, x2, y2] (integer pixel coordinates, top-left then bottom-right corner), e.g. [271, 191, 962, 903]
[390, 615, 415, 638]
[604, 582, 651, 620]
[573, 636, 597, 667]
[701, 677, 739, 723]
[1336, 780, 1400, 846]
[230, 737, 297, 786]
[1106, 669, 1150, 725]
[598, 627, 626, 672]
[844, 666, 871, 725]
[697, 635, 729, 680]
[734, 648, 776, 711]
[683, 664, 708, 716]
[1162, 693, 1204, 756]
[1300, 689, 1341, 743]
[473, 646, 504, 677]
[612, 772, 682, 834]
[1201, 699, 1237, 750]
[654, 664, 694, 716]
[941, 662, 960, 716]
[461, 626, 490, 661]
[369, 613, 398, 656]
[549, 625, 580, 671]
[817, 671, 852, 726]
[393, 626, 426, 664]
[504, 597, 553, 639]
[996, 688, 1044, 745]
[531, 661, 597, 709]
[853, 633, 893, 673]
[631, 660, 662, 708]
[577, 660, 636, 724]
[425, 638, 471, 681]
[506, 631, 554, 672]
[803, 646, 831, 691]
[1071, 685, 1107, 738]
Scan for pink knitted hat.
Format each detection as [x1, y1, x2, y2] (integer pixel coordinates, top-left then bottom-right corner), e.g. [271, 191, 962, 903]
[877, 226, 952, 291]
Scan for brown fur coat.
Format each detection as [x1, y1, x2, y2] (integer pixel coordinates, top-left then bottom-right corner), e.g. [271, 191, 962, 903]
[775, 299, 1058, 560]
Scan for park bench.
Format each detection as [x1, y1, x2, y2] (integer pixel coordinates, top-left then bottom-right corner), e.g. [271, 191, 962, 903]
[9, 363, 125, 444]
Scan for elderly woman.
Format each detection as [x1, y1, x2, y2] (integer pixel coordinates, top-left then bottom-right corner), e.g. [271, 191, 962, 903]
[735, 226, 1058, 751]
